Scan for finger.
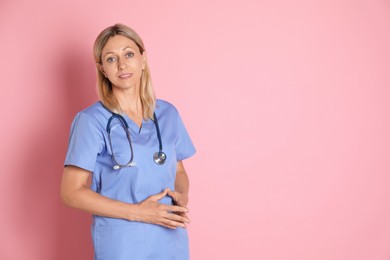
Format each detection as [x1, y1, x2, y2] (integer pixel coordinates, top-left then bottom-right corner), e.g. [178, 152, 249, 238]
[160, 217, 187, 229]
[163, 224, 177, 229]
[166, 189, 180, 205]
[159, 204, 189, 213]
[149, 188, 168, 201]
[166, 188, 177, 198]
[156, 221, 177, 229]
[163, 211, 190, 224]
[176, 212, 191, 223]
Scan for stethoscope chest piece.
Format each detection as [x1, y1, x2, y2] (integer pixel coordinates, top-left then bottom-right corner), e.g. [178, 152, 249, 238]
[153, 151, 167, 165]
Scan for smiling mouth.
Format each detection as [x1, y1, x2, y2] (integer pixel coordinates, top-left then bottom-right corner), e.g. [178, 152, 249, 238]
[119, 73, 133, 79]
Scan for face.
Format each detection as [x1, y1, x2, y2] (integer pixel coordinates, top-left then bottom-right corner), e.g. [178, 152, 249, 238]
[98, 35, 146, 92]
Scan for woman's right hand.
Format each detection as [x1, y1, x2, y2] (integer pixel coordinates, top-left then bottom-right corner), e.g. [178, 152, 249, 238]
[133, 188, 190, 229]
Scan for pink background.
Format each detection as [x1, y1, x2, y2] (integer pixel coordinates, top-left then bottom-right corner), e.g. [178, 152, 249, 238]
[1, 0, 390, 259]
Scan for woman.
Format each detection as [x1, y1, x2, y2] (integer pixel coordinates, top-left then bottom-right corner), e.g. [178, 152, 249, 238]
[61, 23, 196, 260]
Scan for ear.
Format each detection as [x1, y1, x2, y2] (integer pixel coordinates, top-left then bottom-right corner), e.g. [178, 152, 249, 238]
[97, 63, 106, 77]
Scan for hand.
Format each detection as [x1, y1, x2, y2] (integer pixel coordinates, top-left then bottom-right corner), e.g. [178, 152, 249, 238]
[167, 188, 189, 207]
[134, 188, 190, 229]
[167, 188, 190, 223]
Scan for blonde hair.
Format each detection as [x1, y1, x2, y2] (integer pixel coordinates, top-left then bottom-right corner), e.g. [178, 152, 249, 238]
[93, 23, 156, 119]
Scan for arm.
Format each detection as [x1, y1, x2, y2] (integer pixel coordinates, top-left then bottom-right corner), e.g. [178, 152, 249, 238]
[167, 161, 190, 207]
[60, 165, 189, 229]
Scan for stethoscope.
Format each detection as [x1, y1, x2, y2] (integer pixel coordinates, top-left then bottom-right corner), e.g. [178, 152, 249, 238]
[101, 103, 166, 170]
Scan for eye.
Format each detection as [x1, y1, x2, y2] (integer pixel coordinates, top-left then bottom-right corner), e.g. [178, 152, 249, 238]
[125, 52, 134, 58]
[106, 57, 117, 63]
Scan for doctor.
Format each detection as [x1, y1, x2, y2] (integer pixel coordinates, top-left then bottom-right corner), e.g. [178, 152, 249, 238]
[61, 23, 196, 260]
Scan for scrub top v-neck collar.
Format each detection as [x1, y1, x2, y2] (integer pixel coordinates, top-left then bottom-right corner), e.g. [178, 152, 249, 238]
[121, 113, 154, 135]
[99, 101, 154, 135]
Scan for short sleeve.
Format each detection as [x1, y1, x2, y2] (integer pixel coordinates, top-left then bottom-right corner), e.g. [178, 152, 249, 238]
[64, 113, 105, 172]
[175, 111, 196, 161]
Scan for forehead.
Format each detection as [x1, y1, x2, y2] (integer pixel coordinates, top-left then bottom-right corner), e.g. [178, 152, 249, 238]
[102, 35, 139, 54]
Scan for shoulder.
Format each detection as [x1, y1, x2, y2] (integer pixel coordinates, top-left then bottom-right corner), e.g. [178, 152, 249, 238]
[71, 102, 109, 130]
[155, 99, 179, 116]
[78, 101, 107, 117]
[156, 99, 177, 111]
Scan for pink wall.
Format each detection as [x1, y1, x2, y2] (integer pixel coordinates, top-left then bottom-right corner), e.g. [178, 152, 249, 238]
[1, 0, 390, 259]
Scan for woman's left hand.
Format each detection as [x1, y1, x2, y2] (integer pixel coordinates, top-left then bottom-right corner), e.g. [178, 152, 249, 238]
[167, 188, 189, 207]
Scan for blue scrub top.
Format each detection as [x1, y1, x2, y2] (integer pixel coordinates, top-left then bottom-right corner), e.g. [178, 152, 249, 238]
[64, 100, 196, 260]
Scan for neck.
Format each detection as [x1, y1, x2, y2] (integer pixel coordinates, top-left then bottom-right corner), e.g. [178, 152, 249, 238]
[113, 86, 141, 114]
[112, 86, 143, 126]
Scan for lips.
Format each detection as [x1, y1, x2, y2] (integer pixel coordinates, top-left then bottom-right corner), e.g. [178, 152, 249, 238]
[119, 73, 133, 79]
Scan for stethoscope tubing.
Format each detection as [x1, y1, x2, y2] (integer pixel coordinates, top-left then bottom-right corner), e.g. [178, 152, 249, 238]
[106, 114, 135, 169]
[100, 102, 166, 169]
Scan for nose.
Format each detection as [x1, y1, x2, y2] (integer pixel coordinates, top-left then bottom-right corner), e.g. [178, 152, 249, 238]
[117, 58, 127, 70]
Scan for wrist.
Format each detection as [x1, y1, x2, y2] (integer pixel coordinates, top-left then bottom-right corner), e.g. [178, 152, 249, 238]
[126, 203, 141, 221]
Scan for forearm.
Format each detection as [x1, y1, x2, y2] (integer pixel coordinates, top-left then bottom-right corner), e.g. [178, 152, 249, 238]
[61, 166, 139, 221]
[175, 169, 189, 194]
[170, 161, 191, 208]
[62, 186, 138, 221]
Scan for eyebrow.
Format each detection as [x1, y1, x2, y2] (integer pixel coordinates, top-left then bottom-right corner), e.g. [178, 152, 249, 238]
[103, 47, 135, 57]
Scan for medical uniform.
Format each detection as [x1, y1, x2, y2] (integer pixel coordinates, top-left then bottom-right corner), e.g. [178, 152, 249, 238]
[64, 99, 196, 260]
